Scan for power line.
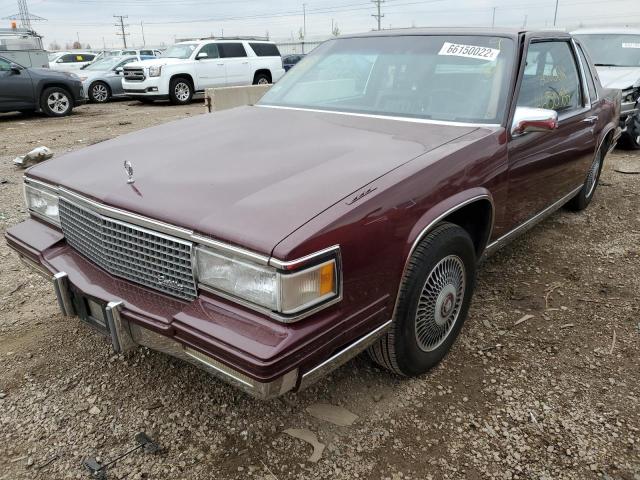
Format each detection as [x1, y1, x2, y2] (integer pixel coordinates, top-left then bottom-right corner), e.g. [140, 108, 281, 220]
[113, 14, 130, 48]
[372, 0, 384, 31]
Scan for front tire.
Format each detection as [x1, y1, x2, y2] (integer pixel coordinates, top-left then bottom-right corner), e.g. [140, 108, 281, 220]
[253, 73, 271, 85]
[567, 141, 606, 211]
[169, 77, 193, 105]
[40, 87, 73, 117]
[369, 223, 477, 376]
[89, 81, 111, 103]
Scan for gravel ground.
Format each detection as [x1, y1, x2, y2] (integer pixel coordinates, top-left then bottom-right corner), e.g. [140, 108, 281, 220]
[0, 102, 638, 480]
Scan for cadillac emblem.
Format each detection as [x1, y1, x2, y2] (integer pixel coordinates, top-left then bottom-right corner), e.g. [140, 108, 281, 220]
[123, 160, 135, 184]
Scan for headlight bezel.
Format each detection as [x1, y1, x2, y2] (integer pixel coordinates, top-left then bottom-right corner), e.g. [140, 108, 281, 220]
[148, 65, 162, 77]
[194, 240, 342, 322]
[23, 178, 61, 227]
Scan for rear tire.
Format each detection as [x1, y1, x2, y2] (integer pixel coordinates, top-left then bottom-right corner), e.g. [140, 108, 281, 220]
[89, 81, 111, 103]
[619, 113, 640, 150]
[40, 87, 73, 117]
[567, 141, 606, 211]
[368, 223, 477, 376]
[169, 77, 193, 105]
[253, 73, 271, 85]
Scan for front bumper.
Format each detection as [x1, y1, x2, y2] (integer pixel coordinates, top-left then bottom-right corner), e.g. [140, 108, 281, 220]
[6, 218, 390, 399]
[122, 76, 164, 97]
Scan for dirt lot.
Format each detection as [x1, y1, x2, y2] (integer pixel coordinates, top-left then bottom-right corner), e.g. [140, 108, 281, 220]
[0, 101, 638, 480]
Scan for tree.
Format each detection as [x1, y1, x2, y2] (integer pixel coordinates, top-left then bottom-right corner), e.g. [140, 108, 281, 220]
[332, 22, 341, 37]
[72, 41, 82, 49]
[85, 43, 91, 49]
[49, 41, 60, 50]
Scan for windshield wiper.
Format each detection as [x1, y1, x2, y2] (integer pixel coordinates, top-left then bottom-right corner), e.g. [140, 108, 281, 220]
[594, 63, 620, 67]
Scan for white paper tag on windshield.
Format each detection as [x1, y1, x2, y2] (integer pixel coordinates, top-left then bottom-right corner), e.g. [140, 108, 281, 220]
[438, 42, 500, 61]
[622, 42, 640, 49]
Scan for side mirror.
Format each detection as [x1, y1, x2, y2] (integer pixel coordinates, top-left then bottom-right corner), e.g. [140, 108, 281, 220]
[196, 52, 208, 60]
[511, 106, 559, 136]
[114, 67, 123, 75]
[9, 63, 22, 73]
[56, 58, 64, 63]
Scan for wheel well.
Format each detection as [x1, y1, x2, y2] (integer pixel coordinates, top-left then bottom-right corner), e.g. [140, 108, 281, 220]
[438, 199, 493, 258]
[253, 69, 272, 82]
[40, 83, 72, 98]
[170, 74, 194, 88]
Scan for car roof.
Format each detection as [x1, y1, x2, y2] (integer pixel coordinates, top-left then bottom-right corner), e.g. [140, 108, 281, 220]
[176, 38, 275, 46]
[572, 27, 640, 35]
[339, 27, 571, 40]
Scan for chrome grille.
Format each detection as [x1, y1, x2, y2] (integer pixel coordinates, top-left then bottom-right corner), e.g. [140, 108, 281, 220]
[123, 67, 145, 81]
[59, 197, 197, 300]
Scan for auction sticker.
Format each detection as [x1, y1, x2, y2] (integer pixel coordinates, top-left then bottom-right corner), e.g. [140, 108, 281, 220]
[622, 42, 640, 49]
[438, 42, 500, 61]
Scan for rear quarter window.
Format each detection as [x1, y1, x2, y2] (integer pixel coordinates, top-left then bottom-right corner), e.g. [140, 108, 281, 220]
[250, 43, 281, 57]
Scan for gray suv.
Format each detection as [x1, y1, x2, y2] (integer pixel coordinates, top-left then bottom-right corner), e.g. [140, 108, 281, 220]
[573, 28, 640, 149]
[0, 56, 86, 117]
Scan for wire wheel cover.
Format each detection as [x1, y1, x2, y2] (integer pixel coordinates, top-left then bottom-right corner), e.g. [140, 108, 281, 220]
[415, 255, 466, 352]
[585, 149, 602, 198]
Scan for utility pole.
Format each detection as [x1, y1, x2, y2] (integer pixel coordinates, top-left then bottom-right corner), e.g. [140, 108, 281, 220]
[553, 0, 559, 26]
[113, 15, 129, 49]
[76, 32, 80, 44]
[372, 0, 384, 31]
[302, 3, 307, 39]
[140, 21, 146, 46]
[522, 14, 528, 28]
[491, 7, 496, 27]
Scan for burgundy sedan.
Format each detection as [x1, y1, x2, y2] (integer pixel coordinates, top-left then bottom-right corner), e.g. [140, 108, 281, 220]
[6, 29, 620, 399]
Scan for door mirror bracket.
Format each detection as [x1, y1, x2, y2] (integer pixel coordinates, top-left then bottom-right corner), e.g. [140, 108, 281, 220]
[9, 63, 22, 74]
[511, 107, 559, 136]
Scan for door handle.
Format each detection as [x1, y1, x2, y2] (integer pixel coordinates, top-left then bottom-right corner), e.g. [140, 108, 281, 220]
[583, 115, 598, 124]
[217, 63, 224, 66]
[242, 61, 249, 65]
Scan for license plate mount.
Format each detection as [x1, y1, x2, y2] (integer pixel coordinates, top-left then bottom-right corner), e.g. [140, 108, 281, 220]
[69, 286, 110, 335]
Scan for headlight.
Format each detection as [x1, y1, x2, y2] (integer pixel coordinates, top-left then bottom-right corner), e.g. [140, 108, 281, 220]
[24, 180, 60, 226]
[148, 65, 162, 77]
[622, 88, 639, 104]
[78, 76, 88, 82]
[195, 245, 340, 318]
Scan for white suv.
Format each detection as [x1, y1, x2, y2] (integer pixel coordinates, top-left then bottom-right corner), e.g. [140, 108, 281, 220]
[121, 38, 285, 105]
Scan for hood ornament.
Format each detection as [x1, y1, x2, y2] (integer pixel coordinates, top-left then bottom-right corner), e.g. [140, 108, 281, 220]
[123, 160, 135, 184]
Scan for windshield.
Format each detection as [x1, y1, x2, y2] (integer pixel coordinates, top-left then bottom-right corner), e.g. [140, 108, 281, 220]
[574, 34, 640, 67]
[162, 43, 197, 59]
[84, 57, 123, 71]
[259, 35, 514, 124]
[48, 52, 62, 61]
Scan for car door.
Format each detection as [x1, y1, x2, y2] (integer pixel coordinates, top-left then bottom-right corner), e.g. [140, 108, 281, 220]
[0, 58, 34, 111]
[505, 38, 597, 230]
[219, 43, 251, 85]
[194, 43, 226, 89]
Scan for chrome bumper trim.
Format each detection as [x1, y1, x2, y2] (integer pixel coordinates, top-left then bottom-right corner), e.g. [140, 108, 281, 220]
[105, 301, 137, 354]
[53, 272, 75, 317]
[299, 319, 392, 390]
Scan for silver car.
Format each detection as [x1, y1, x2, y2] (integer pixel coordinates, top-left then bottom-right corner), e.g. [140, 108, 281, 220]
[78, 55, 153, 103]
[573, 28, 640, 149]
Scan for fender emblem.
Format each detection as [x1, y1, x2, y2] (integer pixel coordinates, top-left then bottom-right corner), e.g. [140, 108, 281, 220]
[124, 160, 135, 184]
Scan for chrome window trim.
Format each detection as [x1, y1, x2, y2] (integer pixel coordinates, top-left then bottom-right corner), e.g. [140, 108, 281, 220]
[256, 105, 501, 128]
[573, 39, 599, 103]
[571, 38, 592, 107]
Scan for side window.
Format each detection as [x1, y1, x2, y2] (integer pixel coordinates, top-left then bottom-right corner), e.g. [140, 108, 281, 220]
[85, 54, 95, 61]
[198, 43, 219, 59]
[0, 58, 11, 71]
[577, 45, 598, 101]
[219, 43, 247, 58]
[140, 50, 154, 56]
[517, 41, 582, 113]
[249, 43, 280, 57]
[60, 54, 76, 63]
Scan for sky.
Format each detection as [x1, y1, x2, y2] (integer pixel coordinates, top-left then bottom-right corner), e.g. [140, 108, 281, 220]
[1, 0, 639, 49]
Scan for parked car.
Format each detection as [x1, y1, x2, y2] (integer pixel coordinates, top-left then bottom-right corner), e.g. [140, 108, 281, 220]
[0, 55, 85, 116]
[282, 54, 305, 71]
[48, 51, 97, 71]
[6, 29, 620, 399]
[572, 28, 640, 149]
[77, 55, 155, 103]
[121, 38, 285, 104]
[105, 48, 162, 57]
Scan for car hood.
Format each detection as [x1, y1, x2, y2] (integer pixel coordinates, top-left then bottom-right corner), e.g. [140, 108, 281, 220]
[30, 67, 79, 79]
[595, 66, 640, 90]
[28, 106, 478, 255]
[125, 57, 188, 68]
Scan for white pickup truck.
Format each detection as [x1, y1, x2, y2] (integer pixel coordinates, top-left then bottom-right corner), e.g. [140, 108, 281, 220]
[121, 38, 285, 105]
